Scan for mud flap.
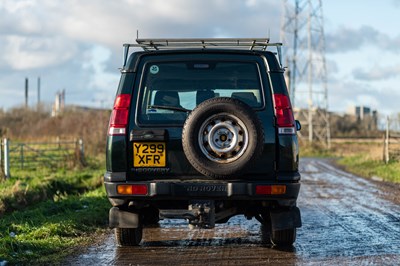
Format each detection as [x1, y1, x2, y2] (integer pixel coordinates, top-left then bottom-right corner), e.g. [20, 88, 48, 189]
[270, 206, 302, 231]
[109, 207, 139, 229]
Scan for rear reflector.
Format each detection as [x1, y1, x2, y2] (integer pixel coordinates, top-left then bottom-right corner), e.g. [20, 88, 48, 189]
[117, 184, 148, 195]
[108, 127, 126, 135]
[108, 94, 131, 136]
[278, 127, 296, 134]
[255, 185, 286, 195]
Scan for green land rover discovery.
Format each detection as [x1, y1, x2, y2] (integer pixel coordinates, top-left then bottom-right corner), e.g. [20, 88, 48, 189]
[104, 38, 302, 247]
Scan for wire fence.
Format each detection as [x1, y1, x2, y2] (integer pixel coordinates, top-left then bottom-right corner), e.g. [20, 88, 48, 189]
[0, 138, 85, 179]
[384, 117, 400, 163]
[387, 133, 400, 161]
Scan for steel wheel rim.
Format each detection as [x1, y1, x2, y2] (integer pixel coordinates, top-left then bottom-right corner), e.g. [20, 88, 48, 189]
[198, 113, 249, 163]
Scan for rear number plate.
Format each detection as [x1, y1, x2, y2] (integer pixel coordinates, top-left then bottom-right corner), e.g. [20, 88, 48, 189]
[133, 142, 166, 167]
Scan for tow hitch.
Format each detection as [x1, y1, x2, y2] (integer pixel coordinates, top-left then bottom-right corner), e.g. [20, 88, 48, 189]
[188, 200, 215, 229]
[159, 200, 216, 229]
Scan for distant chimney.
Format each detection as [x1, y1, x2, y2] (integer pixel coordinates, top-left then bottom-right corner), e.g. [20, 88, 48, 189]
[25, 77, 28, 108]
[61, 89, 65, 110]
[37, 77, 41, 109]
[52, 90, 66, 117]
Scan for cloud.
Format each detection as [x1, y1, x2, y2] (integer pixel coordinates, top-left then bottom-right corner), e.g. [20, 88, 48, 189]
[325, 25, 400, 53]
[0, 0, 282, 70]
[1, 0, 36, 13]
[326, 26, 380, 53]
[0, 0, 283, 109]
[327, 78, 400, 115]
[41, 0, 282, 49]
[0, 35, 79, 70]
[392, 0, 400, 7]
[352, 64, 400, 81]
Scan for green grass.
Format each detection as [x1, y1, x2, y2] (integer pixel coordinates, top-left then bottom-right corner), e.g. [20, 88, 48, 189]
[0, 156, 111, 264]
[300, 141, 400, 183]
[0, 157, 104, 215]
[299, 142, 335, 158]
[337, 155, 400, 183]
[0, 187, 110, 264]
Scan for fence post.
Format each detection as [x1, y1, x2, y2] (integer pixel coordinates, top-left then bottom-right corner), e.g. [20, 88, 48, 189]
[75, 139, 86, 166]
[385, 116, 390, 164]
[4, 138, 10, 178]
[0, 140, 3, 179]
[20, 144, 24, 169]
[79, 139, 84, 158]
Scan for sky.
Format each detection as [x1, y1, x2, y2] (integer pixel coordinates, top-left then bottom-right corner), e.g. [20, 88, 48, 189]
[0, 0, 400, 116]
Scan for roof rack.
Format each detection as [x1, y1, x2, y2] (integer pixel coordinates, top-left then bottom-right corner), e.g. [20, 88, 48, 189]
[122, 38, 283, 68]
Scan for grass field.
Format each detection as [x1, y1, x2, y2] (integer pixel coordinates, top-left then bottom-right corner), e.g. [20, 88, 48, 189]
[300, 140, 400, 183]
[337, 156, 400, 183]
[0, 156, 110, 264]
[0, 187, 109, 264]
[0, 108, 112, 263]
[0, 157, 104, 216]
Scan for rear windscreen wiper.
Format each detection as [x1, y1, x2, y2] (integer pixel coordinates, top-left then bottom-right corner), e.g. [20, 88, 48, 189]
[148, 105, 191, 113]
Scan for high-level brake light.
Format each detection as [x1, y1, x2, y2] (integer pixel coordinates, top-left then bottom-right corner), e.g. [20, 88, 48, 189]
[108, 94, 131, 136]
[273, 94, 295, 134]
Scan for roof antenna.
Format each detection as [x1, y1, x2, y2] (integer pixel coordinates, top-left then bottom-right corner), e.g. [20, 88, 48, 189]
[136, 30, 139, 42]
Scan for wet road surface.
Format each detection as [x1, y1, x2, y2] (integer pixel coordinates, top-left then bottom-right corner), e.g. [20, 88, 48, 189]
[69, 158, 400, 265]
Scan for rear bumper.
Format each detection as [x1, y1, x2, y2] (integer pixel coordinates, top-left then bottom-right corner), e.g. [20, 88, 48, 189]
[104, 174, 301, 206]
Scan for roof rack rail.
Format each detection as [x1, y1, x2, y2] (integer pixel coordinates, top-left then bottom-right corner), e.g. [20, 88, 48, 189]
[122, 38, 283, 68]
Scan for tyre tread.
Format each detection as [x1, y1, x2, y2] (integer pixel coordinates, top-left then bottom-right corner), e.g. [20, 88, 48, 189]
[115, 227, 143, 246]
[270, 228, 296, 246]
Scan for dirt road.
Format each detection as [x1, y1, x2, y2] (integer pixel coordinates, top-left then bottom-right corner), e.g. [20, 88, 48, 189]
[69, 158, 400, 265]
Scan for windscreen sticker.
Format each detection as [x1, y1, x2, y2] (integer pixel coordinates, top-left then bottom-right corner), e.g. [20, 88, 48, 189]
[150, 65, 159, 74]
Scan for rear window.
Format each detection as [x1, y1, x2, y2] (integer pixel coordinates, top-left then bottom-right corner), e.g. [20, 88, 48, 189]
[137, 60, 263, 125]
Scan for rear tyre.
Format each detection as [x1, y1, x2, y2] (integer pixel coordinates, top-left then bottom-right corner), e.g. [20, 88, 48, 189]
[115, 227, 143, 246]
[260, 224, 271, 244]
[270, 228, 296, 246]
[258, 213, 272, 244]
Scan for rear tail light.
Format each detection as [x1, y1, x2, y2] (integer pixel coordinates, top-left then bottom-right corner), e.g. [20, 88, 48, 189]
[117, 184, 148, 195]
[255, 185, 286, 195]
[273, 94, 295, 134]
[108, 94, 131, 136]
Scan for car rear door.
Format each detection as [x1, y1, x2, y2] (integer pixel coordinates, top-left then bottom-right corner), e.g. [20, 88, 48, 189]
[127, 52, 276, 180]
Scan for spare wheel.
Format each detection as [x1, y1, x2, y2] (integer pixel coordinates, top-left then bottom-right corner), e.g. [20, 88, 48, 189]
[182, 97, 264, 179]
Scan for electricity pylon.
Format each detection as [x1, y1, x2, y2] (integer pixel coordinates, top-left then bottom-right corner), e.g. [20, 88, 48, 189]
[281, 0, 331, 148]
